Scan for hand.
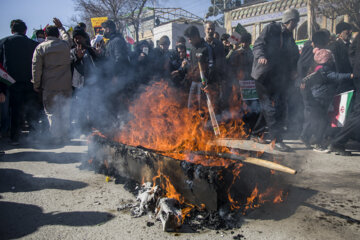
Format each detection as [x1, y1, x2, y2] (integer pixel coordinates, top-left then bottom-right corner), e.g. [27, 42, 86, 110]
[181, 59, 187, 68]
[201, 84, 209, 93]
[76, 45, 85, 59]
[138, 53, 146, 61]
[0, 93, 5, 103]
[53, 18, 63, 29]
[351, 73, 354, 79]
[171, 70, 179, 77]
[300, 83, 306, 90]
[33, 87, 40, 93]
[258, 57, 268, 65]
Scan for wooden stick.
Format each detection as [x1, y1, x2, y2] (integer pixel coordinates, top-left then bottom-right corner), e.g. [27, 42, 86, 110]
[191, 151, 297, 175]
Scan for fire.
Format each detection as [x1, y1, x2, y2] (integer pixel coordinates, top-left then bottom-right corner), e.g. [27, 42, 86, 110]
[273, 190, 287, 203]
[107, 80, 287, 216]
[115, 80, 248, 167]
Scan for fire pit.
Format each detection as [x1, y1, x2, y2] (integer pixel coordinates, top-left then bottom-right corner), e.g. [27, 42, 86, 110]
[86, 80, 296, 231]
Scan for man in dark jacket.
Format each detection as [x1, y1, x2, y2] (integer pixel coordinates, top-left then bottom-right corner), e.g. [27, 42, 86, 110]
[184, 25, 214, 112]
[204, 21, 225, 112]
[251, 9, 300, 151]
[101, 20, 130, 121]
[329, 33, 360, 156]
[329, 22, 353, 92]
[0, 19, 39, 144]
[101, 20, 129, 83]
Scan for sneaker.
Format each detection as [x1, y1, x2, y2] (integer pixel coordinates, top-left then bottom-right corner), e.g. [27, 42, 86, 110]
[313, 145, 330, 153]
[273, 142, 291, 152]
[300, 137, 312, 149]
[251, 135, 267, 144]
[329, 145, 351, 156]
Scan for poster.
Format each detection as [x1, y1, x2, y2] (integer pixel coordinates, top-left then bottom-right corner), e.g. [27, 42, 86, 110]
[239, 80, 258, 100]
[91, 17, 108, 35]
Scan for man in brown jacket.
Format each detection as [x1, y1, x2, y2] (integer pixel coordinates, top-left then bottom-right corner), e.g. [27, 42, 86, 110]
[32, 18, 72, 144]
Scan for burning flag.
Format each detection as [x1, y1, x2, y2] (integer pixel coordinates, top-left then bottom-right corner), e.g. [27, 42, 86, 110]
[0, 63, 16, 86]
[330, 90, 354, 127]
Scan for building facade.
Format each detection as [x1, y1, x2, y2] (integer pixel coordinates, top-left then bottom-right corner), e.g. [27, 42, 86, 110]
[224, 0, 348, 43]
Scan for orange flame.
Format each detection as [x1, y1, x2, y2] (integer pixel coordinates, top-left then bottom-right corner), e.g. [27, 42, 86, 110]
[115, 80, 248, 167]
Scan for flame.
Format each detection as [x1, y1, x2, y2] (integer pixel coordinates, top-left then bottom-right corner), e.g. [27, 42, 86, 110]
[227, 163, 243, 210]
[115, 80, 248, 167]
[273, 190, 287, 203]
[104, 80, 286, 215]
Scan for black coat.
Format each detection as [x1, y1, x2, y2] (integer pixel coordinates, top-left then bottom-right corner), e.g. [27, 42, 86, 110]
[329, 39, 352, 73]
[104, 32, 129, 78]
[296, 40, 314, 87]
[251, 22, 299, 81]
[0, 33, 38, 87]
[302, 64, 352, 104]
[188, 39, 214, 84]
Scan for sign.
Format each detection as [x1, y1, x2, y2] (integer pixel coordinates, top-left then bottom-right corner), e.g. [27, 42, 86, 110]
[91, 17, 108, 35]
[239, 80, 258, 100]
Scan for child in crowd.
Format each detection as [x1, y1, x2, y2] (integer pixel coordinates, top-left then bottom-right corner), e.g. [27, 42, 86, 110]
[300, 48, 354, 152]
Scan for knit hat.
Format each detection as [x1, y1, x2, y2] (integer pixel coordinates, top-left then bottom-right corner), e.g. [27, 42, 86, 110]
[159, 35, 170, 45]
[313, 48, 333, 65]
[72, 26, 88, 39]
[335, 22, 352, 34]
[101, 20, 116, 31]
[282, 9, 300, 24]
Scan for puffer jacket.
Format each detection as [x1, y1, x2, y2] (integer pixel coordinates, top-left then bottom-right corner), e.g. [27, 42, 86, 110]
[302, 64, 352, 104]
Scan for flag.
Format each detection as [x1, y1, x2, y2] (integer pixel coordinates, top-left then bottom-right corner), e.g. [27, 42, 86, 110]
[124, 24, 135, 45]
[0, 63, 16, 86]
[329, 90, 354, 127]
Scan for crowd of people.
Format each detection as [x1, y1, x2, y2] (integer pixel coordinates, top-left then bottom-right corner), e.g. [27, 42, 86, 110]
[0, 8, 359, 155]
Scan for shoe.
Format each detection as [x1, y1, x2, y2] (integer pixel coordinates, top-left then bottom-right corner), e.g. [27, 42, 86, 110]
[329, 145, 351, 156]
[273, 142, 291, 152]
[313, 145, 330, 153]
[251, 135, 267, 144]
[300, 137, 312, 149]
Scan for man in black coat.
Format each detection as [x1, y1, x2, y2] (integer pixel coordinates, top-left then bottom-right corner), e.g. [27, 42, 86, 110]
[330, 33, 360, 156]
[0, 19, 39, 144]
[184, 25, 214, 112]
[101, 20, 129, 83]
[329, 22, 353, 93]
[101, 20, 130, 121]
[251, 9, 300, 152]
[204, 21, 225, 113]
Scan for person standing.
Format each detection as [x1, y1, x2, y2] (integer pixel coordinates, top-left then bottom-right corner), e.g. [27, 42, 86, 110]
[251, 9, 300, 152]
[204, 21, 225, 114]
[32, 18, 72, 145]
[329, 22, 353, 93]
[184, 25, 214, 112]
[329, 32, 360, 155]
[0, 19, 39, 145]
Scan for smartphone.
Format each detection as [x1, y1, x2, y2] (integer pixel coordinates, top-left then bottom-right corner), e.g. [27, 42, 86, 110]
[143, 47, 149, 55]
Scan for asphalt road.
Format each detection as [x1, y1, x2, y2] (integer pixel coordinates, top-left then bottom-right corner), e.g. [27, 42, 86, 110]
[0, 138, 359, 240]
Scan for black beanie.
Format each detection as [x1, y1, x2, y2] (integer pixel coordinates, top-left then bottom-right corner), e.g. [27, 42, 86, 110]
[336, 22, 352, 35]
[72, 26, 88, 39]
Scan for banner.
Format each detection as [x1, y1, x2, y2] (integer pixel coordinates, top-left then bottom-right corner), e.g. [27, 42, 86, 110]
[124, 24, 135, 45]
[329, 90, 354, 127]
[91, 17, 108, 35]
[239, 80, 258, 100]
